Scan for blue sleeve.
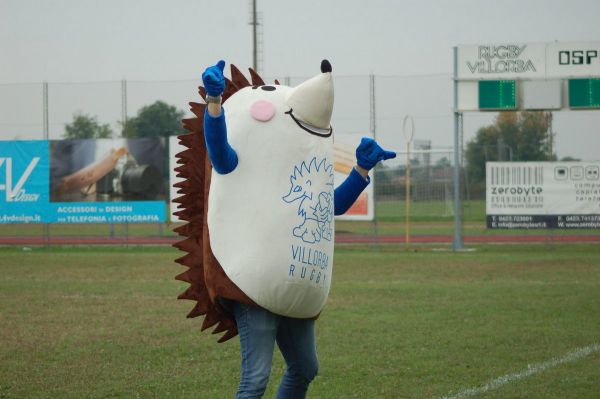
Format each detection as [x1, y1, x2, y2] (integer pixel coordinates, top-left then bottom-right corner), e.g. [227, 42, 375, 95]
[334, 168, 370, 215]
[203, 108, 238, 174]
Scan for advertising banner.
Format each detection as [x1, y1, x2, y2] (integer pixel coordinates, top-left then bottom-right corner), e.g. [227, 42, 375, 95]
[169, 133, 375, 223]
[0, 139, 167, 223]
[333, 133, 375, 221]
[546, 42, 600, 78]
[0, 141, 49, 223]
[486, 162, 600, 229]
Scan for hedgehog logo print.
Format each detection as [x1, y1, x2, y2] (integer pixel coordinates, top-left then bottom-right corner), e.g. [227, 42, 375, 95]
[282, 157, 334, 244]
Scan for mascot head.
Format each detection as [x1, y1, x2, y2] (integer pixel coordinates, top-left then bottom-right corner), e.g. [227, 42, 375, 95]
[223, 60, 334, 146]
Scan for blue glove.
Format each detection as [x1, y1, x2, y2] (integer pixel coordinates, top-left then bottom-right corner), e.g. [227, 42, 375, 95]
[202, 60, 226, 96]
[356, 137, 396, 170]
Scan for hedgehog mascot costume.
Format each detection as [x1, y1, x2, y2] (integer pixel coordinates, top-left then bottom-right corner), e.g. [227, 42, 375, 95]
[173, 59, 395, 398]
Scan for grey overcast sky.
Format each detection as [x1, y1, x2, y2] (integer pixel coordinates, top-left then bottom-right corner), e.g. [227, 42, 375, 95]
[1, 0, 599, 159]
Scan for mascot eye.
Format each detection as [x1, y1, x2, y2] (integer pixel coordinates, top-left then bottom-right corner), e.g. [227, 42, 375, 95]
[251, 85, 276, 91]
[293, 186, 302, 192]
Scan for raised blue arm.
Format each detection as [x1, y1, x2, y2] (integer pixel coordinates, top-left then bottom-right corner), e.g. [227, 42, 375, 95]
[204, 108, 238, 174]
[334, 168, 370, 215]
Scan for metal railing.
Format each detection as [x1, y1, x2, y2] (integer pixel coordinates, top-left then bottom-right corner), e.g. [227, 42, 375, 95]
[1, 74, 599, 245]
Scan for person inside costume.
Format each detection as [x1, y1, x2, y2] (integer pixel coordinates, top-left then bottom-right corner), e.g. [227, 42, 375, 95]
[175, 59, 395, 399]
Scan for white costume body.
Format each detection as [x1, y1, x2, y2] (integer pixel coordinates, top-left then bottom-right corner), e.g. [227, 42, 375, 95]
[207, 73, 336, 318]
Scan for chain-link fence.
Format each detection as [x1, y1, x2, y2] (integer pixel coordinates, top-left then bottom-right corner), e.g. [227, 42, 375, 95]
[1, 73, 599, 245]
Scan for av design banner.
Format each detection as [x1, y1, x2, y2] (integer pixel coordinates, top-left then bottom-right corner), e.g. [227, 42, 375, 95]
[169, 133, 375, 222]
[0, 140, 166, 224]
[486, 162, 600, 229]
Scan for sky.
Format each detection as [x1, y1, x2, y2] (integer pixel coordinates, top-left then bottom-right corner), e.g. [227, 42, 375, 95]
[1, 0, 599, 160]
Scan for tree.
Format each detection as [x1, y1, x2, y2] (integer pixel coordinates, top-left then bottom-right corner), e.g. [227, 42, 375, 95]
[64, 113, 113, 139]
[465, 111, 553, 183]
[122, 100, 185, 138]
[434, 156, 451, 169]
[560, 156, 581, 162]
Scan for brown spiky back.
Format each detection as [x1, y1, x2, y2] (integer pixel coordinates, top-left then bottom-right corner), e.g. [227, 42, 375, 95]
[173, 66, 277, 343]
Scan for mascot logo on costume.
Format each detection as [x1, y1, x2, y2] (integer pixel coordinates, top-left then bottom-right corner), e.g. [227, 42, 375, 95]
[282, 157, 334, 244]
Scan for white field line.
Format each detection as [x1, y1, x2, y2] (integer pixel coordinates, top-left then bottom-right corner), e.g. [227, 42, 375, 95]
[439, 343, 600, 399]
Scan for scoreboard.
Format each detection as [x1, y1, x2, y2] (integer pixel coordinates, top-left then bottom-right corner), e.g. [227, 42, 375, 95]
[568, 78, 600, 109]
[456, 41, 600, 111]
[478, 80, 517, 110]
[452, 42, 600, 234]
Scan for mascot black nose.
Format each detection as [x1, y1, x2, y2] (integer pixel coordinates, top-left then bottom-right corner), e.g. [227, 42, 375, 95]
[320, 59, 332, 73]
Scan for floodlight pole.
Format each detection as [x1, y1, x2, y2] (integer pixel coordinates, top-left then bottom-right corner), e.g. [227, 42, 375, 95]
[370, 73, 379, 242]
[43, 81, 50, 246]
[452, 47, 464, 250]
[405, 139, 411, 248]
[403, 115, 415, 249]
[252, 0, 257, 72]
[43, 82, 49, 140]
[121, 79, 128, 131]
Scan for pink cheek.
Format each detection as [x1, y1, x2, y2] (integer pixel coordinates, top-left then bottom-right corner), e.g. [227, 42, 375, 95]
[250, 100, 276, 122]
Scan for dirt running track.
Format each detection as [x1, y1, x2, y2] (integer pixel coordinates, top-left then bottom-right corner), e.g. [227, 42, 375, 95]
[1, 234, 599, 246]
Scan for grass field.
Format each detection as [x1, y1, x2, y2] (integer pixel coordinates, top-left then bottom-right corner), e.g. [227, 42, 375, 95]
[1, 244, 599, 398]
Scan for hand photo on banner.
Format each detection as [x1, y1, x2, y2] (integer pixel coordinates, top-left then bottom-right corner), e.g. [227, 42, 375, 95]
[50, 138, 166, 203]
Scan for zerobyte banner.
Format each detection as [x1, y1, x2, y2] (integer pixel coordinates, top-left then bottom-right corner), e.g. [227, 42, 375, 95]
[0, 140, 166, 224]
[486, 162, 600, 229]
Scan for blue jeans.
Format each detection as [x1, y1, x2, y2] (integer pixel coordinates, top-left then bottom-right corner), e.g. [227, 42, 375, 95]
[231, 301, 319, 399]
